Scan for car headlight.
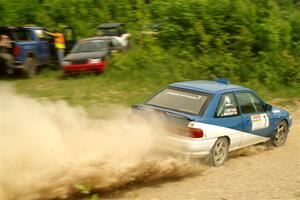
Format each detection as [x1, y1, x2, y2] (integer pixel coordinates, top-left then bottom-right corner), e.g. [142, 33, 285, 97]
[88, 58, 102, 64]
[62, 61, 71, 66]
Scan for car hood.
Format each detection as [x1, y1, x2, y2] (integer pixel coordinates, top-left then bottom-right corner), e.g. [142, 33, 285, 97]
[65, 51, 108, 61]
[271, 106, 289, 116]
[271, 106, 292, 126]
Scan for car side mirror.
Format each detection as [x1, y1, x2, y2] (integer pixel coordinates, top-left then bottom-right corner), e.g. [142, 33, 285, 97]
[264, 104, 272, 111]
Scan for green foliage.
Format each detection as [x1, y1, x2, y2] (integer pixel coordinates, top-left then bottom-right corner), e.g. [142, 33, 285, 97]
[0, 0, 299, 93]
[149, 0, 299, 87]
[89, 194, 99, 200]
[73, 184, 99, 200]
[73, 183, 91, 194]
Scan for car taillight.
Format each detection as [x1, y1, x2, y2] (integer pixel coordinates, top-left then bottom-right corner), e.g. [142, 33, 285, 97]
[188, 128, 204, 138]
[13, 45, 21, 57]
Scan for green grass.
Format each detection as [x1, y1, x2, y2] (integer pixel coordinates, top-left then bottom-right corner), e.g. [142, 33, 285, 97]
[1, 68, 165, 118]
[1, 66, 299, 119]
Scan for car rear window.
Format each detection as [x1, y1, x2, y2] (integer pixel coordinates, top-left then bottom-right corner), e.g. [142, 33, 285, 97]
[146, 87, 210, 115]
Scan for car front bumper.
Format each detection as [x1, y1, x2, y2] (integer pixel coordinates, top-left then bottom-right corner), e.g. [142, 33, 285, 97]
[63, 61, 107, 73]
[153, 134, 218, 158]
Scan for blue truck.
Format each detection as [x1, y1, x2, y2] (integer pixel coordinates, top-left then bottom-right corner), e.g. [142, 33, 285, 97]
[0, 26, 52, 77]
[0, 26, 75, 78]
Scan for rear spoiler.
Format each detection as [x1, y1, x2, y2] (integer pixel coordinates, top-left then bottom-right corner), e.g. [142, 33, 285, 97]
[131, 104, 200, 121]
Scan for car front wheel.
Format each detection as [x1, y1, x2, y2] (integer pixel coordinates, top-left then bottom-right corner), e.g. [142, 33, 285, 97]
[270, 120, 289, 147]
[208, 137, 229, 167]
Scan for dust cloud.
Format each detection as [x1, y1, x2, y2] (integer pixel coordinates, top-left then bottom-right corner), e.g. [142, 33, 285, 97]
[0, 86, 202, 200]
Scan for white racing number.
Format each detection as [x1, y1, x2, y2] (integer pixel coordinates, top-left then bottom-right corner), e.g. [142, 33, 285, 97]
[251, 113, 269, 130]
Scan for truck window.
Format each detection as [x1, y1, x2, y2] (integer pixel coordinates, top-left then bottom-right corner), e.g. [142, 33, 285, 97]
[34, 29, 45, 39]
[15, 30, 32, 41]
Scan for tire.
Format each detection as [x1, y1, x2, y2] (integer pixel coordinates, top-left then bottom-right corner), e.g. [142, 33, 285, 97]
[270, 120, 289, 147]
[94, 69, 104, 75]
[93, 70, 100, 75]
[22, 57, 37, 78]
[207, 137, 229, 167]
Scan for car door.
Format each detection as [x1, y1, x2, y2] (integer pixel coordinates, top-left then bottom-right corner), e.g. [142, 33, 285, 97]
[39, 28, 51, 62]
[235, 91, 275, 146]
[36, 30, 50, 63]
[212, 92, 243, 149]
[25, 28, 47, 63]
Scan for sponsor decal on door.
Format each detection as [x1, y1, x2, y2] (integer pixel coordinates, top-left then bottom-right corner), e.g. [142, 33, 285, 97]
[251, 113, 269, 130]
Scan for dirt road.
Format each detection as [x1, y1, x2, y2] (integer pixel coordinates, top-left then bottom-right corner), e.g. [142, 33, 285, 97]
[103, 108, 300, 200]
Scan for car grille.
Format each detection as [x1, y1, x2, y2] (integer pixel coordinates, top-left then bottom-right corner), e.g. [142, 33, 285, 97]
[72, 60, 87, 64]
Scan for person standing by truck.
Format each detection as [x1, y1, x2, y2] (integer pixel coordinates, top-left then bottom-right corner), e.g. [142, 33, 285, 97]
[45, 30, 65, 65]
[0, 34, 13, 71]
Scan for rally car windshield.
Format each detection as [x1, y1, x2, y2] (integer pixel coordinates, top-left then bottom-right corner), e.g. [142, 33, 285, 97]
[146, 87, 210, 115]
[71, 40, 108, 53]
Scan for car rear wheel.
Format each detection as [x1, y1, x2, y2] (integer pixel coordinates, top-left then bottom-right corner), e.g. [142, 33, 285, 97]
[208, 137, 229, 167]
[270, 120, 288, 147]
[22, 57, 37, 78]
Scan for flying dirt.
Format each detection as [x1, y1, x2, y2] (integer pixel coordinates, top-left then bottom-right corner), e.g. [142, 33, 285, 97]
[0, 86, 203, 200]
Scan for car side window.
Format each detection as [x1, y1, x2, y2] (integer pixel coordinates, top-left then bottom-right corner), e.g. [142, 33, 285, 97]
[215, 93, 239, 117]
[236, 92, 265, 114]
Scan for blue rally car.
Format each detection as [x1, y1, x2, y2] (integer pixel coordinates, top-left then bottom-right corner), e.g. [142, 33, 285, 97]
[132, 79, 292, 166]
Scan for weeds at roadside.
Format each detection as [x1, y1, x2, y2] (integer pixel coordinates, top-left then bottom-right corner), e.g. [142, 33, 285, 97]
[74, 184, 99, 200]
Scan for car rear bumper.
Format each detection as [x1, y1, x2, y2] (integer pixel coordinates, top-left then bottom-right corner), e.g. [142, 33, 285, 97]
[63, 61, 107, 72]
[154, 134, 218, 158]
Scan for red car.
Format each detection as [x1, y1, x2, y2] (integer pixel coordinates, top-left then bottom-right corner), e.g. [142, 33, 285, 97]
[62, 36, 123, 75]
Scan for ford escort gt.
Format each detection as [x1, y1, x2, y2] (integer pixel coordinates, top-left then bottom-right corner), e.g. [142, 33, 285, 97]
[132, 79, 292, 166]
